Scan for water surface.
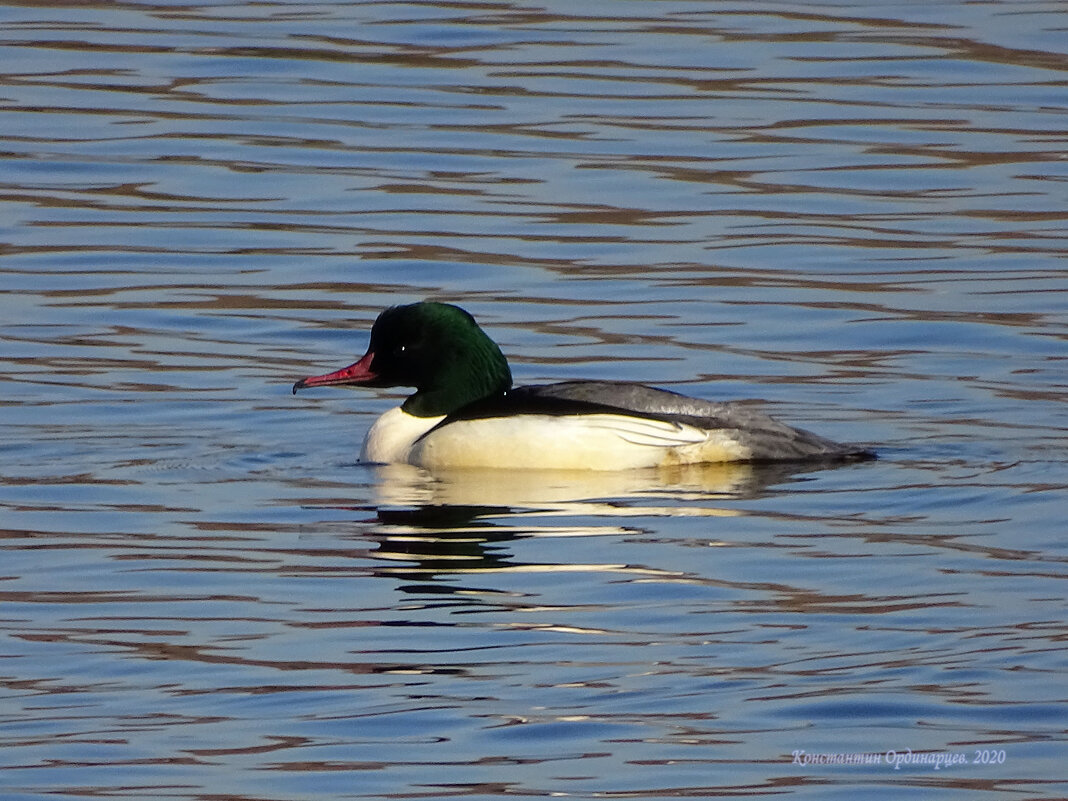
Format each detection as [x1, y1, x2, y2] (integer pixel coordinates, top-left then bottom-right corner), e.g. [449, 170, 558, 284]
[1, 2, 1066, 799]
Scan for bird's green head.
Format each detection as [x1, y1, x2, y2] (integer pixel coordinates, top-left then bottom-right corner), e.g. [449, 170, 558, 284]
[293, 302, 512, 417]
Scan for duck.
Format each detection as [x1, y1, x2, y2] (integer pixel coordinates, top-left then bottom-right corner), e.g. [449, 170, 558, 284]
[292, 301, 874, 471]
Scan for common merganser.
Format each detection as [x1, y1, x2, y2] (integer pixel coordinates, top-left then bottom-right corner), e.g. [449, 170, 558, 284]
[293, 302, 874, 470]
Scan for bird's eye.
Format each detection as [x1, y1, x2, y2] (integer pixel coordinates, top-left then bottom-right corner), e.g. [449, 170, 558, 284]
[394, 344, 408, 356]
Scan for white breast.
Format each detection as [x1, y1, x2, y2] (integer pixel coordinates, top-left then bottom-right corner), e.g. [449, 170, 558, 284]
[360, 406, 445, 464]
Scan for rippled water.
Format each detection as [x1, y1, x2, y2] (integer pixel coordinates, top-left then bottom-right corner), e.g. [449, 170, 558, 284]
[2, 2, 1066, 799]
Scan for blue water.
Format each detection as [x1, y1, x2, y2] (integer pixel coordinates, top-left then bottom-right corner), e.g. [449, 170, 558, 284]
[1, 2, 1066, 799]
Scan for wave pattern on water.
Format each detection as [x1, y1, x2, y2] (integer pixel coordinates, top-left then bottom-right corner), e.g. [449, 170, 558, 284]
[1, 2, 1066, 800]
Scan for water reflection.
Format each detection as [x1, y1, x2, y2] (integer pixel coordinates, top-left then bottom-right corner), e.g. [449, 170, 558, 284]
[3, 0, 1066, 798]
[351, 461, 840, 593]
[370, 461, 767, 508]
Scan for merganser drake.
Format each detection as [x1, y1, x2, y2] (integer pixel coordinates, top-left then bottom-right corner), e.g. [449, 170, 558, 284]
[293, 302, 874, 470]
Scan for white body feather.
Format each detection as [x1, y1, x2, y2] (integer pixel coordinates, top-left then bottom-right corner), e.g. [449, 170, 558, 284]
[361, 405, 753, 470]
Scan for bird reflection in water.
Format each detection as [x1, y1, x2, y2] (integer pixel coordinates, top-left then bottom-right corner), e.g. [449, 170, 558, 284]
[359, 461, 826, 593]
